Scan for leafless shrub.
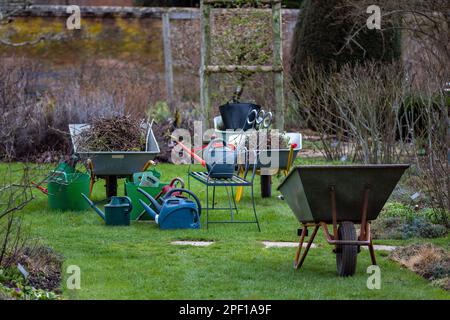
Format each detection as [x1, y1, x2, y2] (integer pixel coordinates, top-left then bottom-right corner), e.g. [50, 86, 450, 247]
[0, 56, 171, 160]
[0, 161, 43, 269]
[337, 0, 450, 91]
[290, 60, 410, 163]
[411, 90, 449, 227]
[289, 59, 449, 224]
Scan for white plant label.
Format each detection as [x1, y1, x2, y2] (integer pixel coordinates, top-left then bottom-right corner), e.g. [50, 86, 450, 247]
[367, 265, 381, 289]
[66, 5, 81, 30]
[366, 5, 381, 30]
[67, 265, 81, 290]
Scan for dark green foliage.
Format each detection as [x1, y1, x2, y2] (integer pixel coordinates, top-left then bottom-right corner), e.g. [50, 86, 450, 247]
[372, 215, 448, 240]
[371, 216, 405, 240]
[403, 217, 448, 239]
[290, 0, 401, 83]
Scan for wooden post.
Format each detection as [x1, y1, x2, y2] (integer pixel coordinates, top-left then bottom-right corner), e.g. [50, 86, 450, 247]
[200, 0, 284, 130]
[162, 12, 175, 111]
[200, 1, 212, 128]
[272, 1, 284, 130]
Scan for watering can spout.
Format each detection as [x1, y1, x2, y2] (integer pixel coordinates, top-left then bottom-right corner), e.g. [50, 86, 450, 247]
[139, 199, 159, 223]
[137, 188, 162, 213]
[81, 193, 106, 221]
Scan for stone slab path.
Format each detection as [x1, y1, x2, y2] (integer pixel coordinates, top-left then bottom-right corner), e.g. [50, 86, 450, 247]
[170, 240, 398, 251]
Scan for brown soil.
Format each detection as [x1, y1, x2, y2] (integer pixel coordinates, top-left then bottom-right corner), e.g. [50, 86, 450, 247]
[15, 246, 64, 293]
[389, 244, 450, 290]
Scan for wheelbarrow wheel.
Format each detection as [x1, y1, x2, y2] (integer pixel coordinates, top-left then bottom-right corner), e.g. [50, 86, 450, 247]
[336, 221, 357, 277]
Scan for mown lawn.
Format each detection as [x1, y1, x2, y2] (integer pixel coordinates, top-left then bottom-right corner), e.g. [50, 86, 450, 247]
[5, 162, 450, 300]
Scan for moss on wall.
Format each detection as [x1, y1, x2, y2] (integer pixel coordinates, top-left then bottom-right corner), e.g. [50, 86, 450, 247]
[0, 16, 164, 68]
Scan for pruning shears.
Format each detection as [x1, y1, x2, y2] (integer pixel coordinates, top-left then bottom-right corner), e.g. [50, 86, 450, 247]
[247, 109, 273, 130]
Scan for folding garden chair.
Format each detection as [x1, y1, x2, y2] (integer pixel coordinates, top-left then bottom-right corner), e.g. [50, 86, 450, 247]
[188, 148, 260, 231]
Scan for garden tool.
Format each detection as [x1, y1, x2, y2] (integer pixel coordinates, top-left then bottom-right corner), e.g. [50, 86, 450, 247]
[31, 181, 48, 195]
[137, 188, 201, 230]
[86, 158, 95, 197]
[141, 160, 156, 172]
[247, 109, 273, 131]
[81, 193, 132, 226]
[284, 143, 298, 176]
[172, 137, 237, 179]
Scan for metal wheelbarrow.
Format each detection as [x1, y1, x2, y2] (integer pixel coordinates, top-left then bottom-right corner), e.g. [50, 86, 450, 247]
[277, 164, 409, 276]
[69, 123, 160, 198]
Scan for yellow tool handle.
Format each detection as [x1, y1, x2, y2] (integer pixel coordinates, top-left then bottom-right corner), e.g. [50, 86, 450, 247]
[235, 167, 245, 202]
[142, 160, 156, 172]
[284, 144, 295, 177]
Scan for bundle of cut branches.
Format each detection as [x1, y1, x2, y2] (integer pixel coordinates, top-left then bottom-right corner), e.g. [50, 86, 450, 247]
[268, 131, 291, 150]
[77, 116, 146, 152]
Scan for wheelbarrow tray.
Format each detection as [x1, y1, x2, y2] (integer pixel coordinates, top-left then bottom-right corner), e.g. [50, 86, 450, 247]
[254, 133, 301, 170]
[213, 118, 302, 170]
[69, 124, 160, 176]
[277, 164, 409, 224]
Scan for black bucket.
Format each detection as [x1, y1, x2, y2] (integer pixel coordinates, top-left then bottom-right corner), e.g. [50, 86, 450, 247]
[219, 102, 261, 131]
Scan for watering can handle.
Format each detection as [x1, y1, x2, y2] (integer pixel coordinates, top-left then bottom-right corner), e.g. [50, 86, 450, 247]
[206, 138, 227, 152]
[169, 177, 185, 189]
[51, 170, 69, 183]
[163, 188, 202, 217]
[123, 196, 133, 214]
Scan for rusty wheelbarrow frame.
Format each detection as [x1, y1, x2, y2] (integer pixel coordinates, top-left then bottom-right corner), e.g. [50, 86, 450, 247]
[278, 164, 410, 276]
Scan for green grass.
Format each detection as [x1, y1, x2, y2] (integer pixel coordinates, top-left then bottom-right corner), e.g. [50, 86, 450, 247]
[4, 163, 450, 300]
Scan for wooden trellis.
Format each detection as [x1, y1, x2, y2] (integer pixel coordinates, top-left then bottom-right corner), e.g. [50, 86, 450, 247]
[200, 0, 285, 129]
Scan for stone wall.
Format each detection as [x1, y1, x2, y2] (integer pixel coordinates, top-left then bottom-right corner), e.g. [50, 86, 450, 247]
[0, 5, 299, 110]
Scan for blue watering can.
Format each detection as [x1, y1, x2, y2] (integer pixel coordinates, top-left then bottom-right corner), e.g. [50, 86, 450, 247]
[137, 188, 201, 230]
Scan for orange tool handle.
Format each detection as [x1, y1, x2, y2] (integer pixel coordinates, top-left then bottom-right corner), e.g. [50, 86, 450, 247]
[31, 182, 48, 195]
[173, 139, 206, 167]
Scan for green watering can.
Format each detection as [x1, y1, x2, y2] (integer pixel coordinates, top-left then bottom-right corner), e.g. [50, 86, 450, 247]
[81, 194, 132, 226]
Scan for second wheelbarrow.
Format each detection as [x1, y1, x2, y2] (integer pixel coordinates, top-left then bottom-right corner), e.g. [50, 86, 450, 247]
[277, 164, 409, 276]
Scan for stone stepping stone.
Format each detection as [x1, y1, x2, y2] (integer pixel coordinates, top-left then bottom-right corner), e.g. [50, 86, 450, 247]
[261, 241, 397, 251]
[262, 241, 317, 249]
[362, 245, 398, 251]
[171, 241, 214, 247]
[169, 240, 398, 252]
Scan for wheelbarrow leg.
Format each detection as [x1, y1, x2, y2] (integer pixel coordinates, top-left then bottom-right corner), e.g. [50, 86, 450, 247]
[294, 226, 307, 269]
[368, 241, 377, 265]
[366, 224, 377, 265]
[295, 224, 319, 270]
[261, 175, 272, 198]
[105, 176, 118, 198]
